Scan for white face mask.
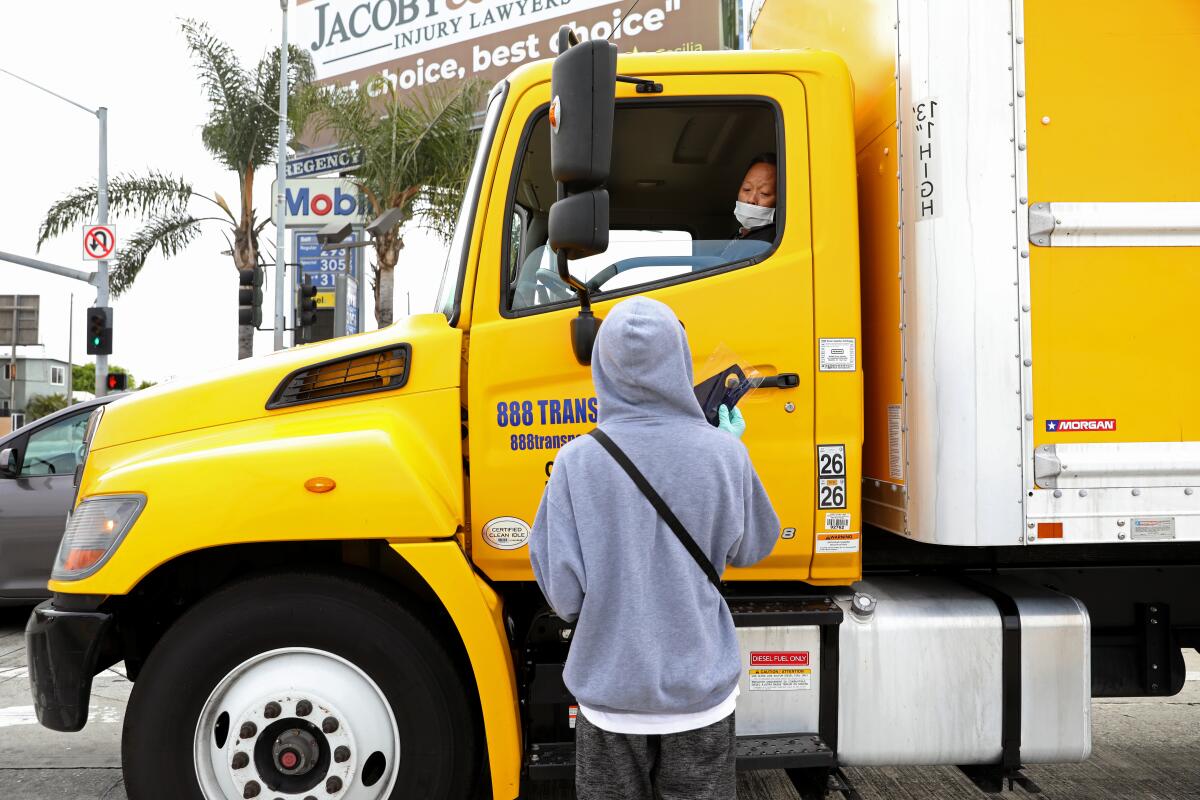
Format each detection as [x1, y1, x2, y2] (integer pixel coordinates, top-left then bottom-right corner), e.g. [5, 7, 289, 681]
[734, 200, 775, 229]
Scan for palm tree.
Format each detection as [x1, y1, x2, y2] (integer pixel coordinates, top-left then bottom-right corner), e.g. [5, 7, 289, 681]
[37, 19, 314, 359]
[311, 79, 482, 327]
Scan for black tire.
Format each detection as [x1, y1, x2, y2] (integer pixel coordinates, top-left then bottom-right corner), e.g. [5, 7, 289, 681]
[122, 570, 479, 800]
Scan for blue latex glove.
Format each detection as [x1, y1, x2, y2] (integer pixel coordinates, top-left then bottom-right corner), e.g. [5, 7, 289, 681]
[717, 404, 746, 438]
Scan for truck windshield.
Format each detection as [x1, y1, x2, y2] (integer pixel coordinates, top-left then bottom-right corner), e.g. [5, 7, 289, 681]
[436, 81, 508, 323]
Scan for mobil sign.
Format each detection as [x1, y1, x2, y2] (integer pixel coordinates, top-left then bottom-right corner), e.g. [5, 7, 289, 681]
[272, 177, 370, 227]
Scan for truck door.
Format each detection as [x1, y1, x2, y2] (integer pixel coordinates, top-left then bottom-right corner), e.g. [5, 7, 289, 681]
[465, 73, 817, 582]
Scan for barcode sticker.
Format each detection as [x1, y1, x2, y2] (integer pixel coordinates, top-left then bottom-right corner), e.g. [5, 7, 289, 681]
[888, 404, 903, 480]
[825, 513, 851, 530]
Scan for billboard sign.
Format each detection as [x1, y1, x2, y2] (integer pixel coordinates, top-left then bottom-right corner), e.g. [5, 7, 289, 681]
[294, 230, 363, 308]
[287, 146, 365, 178]
[274, 177, 371, 226]
[0, 296, 39, 346]
[298, 0, 725, 94]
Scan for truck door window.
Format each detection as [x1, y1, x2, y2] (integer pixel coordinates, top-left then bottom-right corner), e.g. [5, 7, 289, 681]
[503, 101, 781, 314]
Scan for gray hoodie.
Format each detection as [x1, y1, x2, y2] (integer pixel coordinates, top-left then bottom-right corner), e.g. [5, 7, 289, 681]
[530, 296, 780, 716]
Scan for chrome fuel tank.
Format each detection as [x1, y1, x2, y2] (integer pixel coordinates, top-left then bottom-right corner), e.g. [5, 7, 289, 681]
[835, 577, 1091, 766]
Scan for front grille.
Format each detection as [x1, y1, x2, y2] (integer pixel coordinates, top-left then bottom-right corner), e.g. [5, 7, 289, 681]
[266, 345, 411, 410]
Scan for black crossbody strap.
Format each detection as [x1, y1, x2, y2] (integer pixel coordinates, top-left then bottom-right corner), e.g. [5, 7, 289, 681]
[587, 428, 722, 588]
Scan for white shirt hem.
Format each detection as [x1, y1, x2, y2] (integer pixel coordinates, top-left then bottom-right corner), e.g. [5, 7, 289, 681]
[577, 686, 739, 735]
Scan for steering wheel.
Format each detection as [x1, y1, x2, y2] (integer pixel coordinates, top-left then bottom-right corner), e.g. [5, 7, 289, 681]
[585, 256, 726, 293]
[28, 456, 56, 474]
[532, 268, 575, 304]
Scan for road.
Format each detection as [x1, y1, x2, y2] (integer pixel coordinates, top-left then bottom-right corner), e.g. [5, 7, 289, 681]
[2, 606, 1200, 799]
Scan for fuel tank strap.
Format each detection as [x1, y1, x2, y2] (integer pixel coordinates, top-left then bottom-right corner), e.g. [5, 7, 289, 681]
[956, 577, 1022, 773]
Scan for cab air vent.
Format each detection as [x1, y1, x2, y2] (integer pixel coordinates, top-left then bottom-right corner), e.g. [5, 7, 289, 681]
[266, 344, 411, 410]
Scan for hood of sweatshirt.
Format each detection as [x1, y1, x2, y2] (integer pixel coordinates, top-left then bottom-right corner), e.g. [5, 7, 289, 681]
[591, 297, 706, 425]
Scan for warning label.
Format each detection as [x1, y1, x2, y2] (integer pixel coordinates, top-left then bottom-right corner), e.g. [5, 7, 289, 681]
[751, 651, 810, 666]
[816, 532, 860, 553]
[749, 668, 812, 691]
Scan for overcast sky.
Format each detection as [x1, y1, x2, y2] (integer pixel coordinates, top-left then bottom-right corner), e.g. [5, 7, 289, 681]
[1, 1, 448, 386]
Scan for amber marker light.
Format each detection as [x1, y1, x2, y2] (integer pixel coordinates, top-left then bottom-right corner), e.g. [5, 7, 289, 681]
[1037, 522, 1064, 540]
[52, 494, 146, 580]
[305, 477, 337, 493]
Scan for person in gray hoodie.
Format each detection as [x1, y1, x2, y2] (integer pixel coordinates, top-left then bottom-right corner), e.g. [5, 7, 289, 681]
[530, 295, 781, 800]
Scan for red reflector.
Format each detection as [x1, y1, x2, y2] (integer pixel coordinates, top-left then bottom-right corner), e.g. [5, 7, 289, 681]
[1037, 522, 1064, 540]
[63, 549, 106, 571]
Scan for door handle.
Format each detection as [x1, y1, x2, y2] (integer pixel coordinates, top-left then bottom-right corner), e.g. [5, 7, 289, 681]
[751, 373, 800, 389]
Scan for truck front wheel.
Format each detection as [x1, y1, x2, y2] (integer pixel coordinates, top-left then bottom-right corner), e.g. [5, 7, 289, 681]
[122, 571, 479, 800]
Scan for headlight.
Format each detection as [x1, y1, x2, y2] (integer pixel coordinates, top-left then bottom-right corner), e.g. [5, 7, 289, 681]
[52, 494, 145, 580]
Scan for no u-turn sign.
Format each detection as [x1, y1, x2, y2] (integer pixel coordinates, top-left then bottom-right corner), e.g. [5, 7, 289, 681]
[82, 225, 116, 260]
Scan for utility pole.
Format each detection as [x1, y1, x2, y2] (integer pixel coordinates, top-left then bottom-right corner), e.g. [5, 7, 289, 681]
[274, 0, 290, 351]
[0, 68, 110, 396]
[67, 294, 73, 406]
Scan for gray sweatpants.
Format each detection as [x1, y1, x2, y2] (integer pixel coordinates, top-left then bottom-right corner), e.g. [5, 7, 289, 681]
[574, 710, 737, 800]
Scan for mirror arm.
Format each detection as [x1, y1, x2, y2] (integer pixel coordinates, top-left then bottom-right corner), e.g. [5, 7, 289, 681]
[615, 75, 663, 94]
[556, 250, 593, 314]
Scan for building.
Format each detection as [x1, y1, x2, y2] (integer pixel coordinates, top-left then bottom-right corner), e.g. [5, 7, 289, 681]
[0, 354, 72, 415]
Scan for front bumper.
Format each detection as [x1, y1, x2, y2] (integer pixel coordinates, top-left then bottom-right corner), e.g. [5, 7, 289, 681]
[25, 600, 113, 732]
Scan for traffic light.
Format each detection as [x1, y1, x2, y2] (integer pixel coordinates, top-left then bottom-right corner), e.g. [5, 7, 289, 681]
[295, 277, 318, 344]
[106, 372, 128, 392]
[85, 307, 112, 355]
[238, 268, 263, 327]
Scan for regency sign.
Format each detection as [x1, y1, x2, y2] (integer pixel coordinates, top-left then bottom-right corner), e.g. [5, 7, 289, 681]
[298, 0, 725, 94]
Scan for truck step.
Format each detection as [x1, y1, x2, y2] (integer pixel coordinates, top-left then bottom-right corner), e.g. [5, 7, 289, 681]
[526, 732, 835, 781]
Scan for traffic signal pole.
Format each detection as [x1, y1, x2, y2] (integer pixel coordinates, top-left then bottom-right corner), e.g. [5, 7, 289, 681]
[96, 106, 109, 396]
[0, 68, 110, 395]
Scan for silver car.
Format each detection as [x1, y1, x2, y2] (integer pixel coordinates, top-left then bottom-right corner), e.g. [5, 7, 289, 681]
[0, 396, 117, 606]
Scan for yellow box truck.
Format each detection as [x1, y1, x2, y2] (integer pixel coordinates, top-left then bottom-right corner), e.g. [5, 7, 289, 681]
[23, 2, 1200, 798]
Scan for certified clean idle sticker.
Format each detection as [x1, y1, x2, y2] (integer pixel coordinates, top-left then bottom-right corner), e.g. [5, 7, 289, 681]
[482, 516, 531, 550]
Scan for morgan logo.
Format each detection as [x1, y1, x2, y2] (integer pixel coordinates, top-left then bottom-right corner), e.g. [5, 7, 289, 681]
[750, 651, 810, 667]
[1046, 419, 1117, 432]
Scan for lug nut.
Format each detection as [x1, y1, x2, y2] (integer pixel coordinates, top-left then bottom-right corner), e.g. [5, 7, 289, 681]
[295, 699, 312, 716]
[326, 776, 343, 793]
[231, 751, 249, 769]
[322, 716, 339, 734]
[240, 722, 257, 739]
[243, 780, 261, 799]
[333, 745, 351, 763]
[264, 701, 282, 719]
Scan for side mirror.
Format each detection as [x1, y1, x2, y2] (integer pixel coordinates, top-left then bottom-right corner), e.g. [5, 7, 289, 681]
[548, 190, 610, 261]
[0, 447, 19, 478]
[550, 31, 617, 190]
[549, 26, 617, 366]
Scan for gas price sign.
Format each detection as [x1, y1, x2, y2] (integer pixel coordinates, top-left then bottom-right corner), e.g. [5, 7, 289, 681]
[294, 230, 361, 307]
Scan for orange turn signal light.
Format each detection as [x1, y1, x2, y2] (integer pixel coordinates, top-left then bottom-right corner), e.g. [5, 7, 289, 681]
[64, 549, 107, 572]
[305, 477, 336, 494]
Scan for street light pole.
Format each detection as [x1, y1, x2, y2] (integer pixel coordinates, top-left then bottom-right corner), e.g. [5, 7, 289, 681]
[274, 0, 289, 351]
[0, 67, 110, 396]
